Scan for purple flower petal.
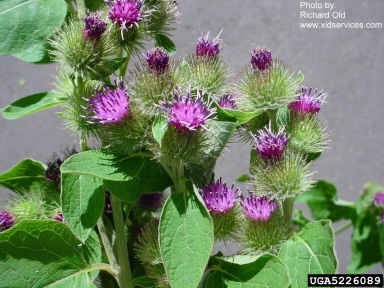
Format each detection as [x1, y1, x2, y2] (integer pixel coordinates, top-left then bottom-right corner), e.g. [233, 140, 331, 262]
[240, 193, 278, 221]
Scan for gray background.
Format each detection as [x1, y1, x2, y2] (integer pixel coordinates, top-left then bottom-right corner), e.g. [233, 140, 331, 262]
[0, 0, 383, 273]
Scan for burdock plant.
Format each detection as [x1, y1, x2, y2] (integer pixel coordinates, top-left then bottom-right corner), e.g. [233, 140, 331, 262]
[0, 1, 381, 287]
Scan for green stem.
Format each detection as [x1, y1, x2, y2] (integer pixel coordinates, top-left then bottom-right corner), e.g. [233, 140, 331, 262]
[334, 221, 353, 235]
[118, 49, 132, 78]
[282, 197, 294, 225]
[86, 263, 118, 279]
[111, 194, 133, 288]
[266, 109, 278, 132]
[76, 0, 86, 18]
[97, 217, 119, 271]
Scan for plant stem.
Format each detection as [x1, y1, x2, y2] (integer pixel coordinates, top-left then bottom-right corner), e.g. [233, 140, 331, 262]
[111, 194, 134, 288]
[266, 109, 278, 132]
[97, 217, 119, 271]
[119, 49, 132, 77]
[76, 0, 86, 18]
[87, 263, 119, 278]
[334, 220, 353, 235]
[282, 197, 294, 225]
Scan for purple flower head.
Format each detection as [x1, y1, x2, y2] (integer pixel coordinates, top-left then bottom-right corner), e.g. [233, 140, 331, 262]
[54, 212, 65, 223]
[200, 177, 238, 214]
[143, 47, 170, 74]
[252, 124, 289, 162]
[250, 46, 272, 71]
[83, 12, 107, 41]
[195, 31, 222, 57]
[374, 192, 384, 207]
[218, 94, 236, 109]
[0, 210, 14, 231]
[139, 192, 163, 210]
[84, 80, 129, 124]
[288, 87, 325, 115]
[161, 91, 216, 132]
[240, 193, 279, 221]
[46, 146, 78, 183]
[107, 0, 143, 38]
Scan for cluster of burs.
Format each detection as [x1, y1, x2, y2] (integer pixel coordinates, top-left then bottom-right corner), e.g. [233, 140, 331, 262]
[1, 0, 329, 270]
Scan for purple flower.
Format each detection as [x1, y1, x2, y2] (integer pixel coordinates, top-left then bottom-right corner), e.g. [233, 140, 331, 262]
[252, 125, 288, 162]
[139, 192, 163, 210]
[83, 12, 107, 41]
[0, 211, 14, 231]
[218, 94, 236, 109]
[250, 47, 272, 71]
[195, 31, 222, 57]
[288, 87, 325, 115]
[107, 0, 143, 38]
[143, 47, 169, 74]
[54, 212, 65, 223]
[161, 91, 216, 132]
[84, 81, 129, 124]
[46, 146, 78, 183]
[374, 192, 384, 207]
[240, 193, 278, 221]
[200, 177, 238, 214]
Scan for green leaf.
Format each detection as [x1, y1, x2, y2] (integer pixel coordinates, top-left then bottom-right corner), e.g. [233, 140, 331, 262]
[1, 92, 63, 120]
[278, 220, 337, 288]
[155, 34, 176, 56]
[0, 0, 67, 55]
[0, 159, 52, 195]
[292, 209, 311, 227]
[61, 173, 104, 242]
[159, 183, 214, 288]
[97, 57, 128, 78]
[295, 180, 356, 222]
[152, 116, 168, 146]
[236, 173, 250, 182]
[132, 276, 156, 288]
[0, 220, 101, 287]
[61, 150, 172, 203]
[346, 182, 383, 273]
[84, 0, 104, 11]
[204, 254, 290, 288]
[12, 42, 53, 64]
[380, 225, 384, 268]
[220, 108, 263, 125]
[186, 121, 237, 184]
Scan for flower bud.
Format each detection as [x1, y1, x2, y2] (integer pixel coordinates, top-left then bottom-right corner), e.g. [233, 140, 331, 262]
[83, 12, 107, 41]
[143, 47, 170, 74]
[54, 212, 66, 223]
[135, 219, 162, 265]
[250, 46, 272, 71]
[195, 31, 222, 58]
[374, 192, 384, 207]
[160, 91, 216, 132]
[139, 192, 163, 210]
[0, 210, 14, 232]
[107, 0, 144, 39]
[218, 94, 236, 109]
[251, 124, 288, 163]
[83, 80, 130, 125]
[288, 87, 326, 115]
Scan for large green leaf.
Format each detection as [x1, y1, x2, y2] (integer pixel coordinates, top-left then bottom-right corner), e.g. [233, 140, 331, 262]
[159, 183, 214, 288]
[278, 220, 337, 288]
[346, 182, 383, 273]
[186, 121, 237, 184]
[61, 173, 104, 242]
[0, 159, 53, 195]
[0, 220, 101, 288]
[155, 34, 176, 56]
[1, 92, 63, 120]
[295, 180, 356, 222]
[204, 254, 290, 288]
[0, 0, 67, 55]
[12, 42, 54, 64]
[220, 107, 263, 125]
[61, 150, 172, 203]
